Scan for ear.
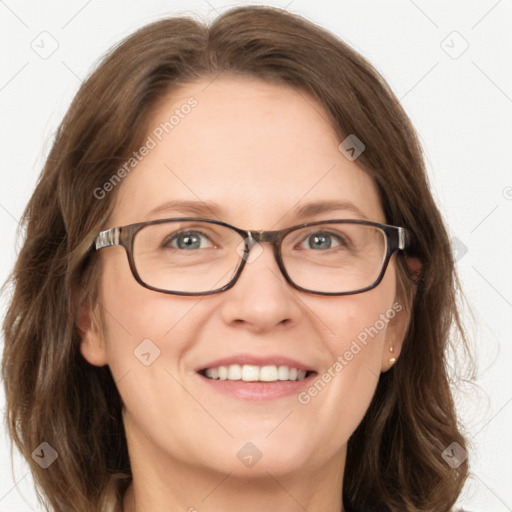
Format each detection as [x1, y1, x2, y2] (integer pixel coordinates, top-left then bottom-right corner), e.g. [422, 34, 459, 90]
[405, 255, 422, 281]
[76, 298, 108, 367]
[380, 300, 410, 373]
[380, 256, 422, 372]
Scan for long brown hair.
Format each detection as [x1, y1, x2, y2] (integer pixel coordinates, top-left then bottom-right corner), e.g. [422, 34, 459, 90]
[2, 6, 472, 511]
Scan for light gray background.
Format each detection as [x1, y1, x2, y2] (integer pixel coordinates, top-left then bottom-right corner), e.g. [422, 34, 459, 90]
[1, 1, 511, 510]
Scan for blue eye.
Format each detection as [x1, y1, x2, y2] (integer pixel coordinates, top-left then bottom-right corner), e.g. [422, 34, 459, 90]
[300, 231, 344, 250]
[167, 231, 213, 250]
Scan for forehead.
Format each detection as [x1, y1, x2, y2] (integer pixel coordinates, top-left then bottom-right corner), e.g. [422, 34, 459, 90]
[109, 75, 384, 228]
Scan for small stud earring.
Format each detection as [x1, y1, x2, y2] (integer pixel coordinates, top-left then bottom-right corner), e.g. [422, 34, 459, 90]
[389, 346, 396, 365]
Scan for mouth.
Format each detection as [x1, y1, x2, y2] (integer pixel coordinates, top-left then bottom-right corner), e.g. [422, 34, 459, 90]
[199, 364, 314, 382]
[196, 357, 318, 401]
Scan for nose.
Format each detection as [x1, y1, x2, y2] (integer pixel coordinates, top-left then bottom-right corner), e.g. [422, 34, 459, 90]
[218, 241, 302, 333]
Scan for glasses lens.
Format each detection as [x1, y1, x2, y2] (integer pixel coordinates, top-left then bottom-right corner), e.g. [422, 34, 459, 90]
[132, 220, 388, 295]
[281, 222, 387, 293]
[133, 221, 244, 293]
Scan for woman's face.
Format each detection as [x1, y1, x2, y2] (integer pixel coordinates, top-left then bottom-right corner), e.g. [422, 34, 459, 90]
[81, 75, 407, 481]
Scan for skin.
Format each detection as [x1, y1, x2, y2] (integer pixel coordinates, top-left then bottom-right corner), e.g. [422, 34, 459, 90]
[79, 75, 408, 512]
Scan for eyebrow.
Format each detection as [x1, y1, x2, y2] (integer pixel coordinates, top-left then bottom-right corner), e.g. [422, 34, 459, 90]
[293, 200, 368, 220]
[146, 199, 369, 221]
[147, 200, 223, 219]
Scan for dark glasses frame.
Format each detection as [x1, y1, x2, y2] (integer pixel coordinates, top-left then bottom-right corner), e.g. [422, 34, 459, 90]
[93, 217, 409, 296]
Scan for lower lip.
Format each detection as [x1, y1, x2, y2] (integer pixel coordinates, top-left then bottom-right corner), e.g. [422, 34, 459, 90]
[198, 373, 316, 401]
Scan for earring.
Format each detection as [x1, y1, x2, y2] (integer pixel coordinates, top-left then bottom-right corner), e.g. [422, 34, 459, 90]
[389, 346, 396, 365]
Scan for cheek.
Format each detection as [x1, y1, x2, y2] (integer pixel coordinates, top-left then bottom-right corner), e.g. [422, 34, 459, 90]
[97, 256, 211, 441]
[300, 271, 398, 441]
[97, 252, 201, 380]
[317, 267, 397, 362]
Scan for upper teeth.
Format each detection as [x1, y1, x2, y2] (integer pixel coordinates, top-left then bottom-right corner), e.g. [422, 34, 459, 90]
[204, 364, 308, 382]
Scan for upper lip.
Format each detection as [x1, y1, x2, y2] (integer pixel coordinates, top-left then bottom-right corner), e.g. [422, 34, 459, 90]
[197, 354, 317, 373]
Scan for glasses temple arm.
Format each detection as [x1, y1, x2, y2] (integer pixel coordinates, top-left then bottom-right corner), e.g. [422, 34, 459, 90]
[94, 227, 122, 250]
[397, 227, 409, 251]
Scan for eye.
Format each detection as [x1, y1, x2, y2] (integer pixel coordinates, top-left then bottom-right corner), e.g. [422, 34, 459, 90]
[165, 230, 214, 250]
[299, 231, 345, 250]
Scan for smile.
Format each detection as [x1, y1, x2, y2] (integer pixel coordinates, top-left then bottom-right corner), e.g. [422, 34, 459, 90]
[202, 364, 311, 382]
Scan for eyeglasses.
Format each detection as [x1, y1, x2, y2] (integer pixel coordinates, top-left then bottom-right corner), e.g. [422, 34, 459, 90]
[93, 218, 409, 296]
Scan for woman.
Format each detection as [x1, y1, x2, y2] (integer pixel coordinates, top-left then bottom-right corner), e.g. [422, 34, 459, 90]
[2, 6, 472, 511]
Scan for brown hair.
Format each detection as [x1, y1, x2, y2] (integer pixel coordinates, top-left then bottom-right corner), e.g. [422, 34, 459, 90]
[2, 6, 473, 511]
